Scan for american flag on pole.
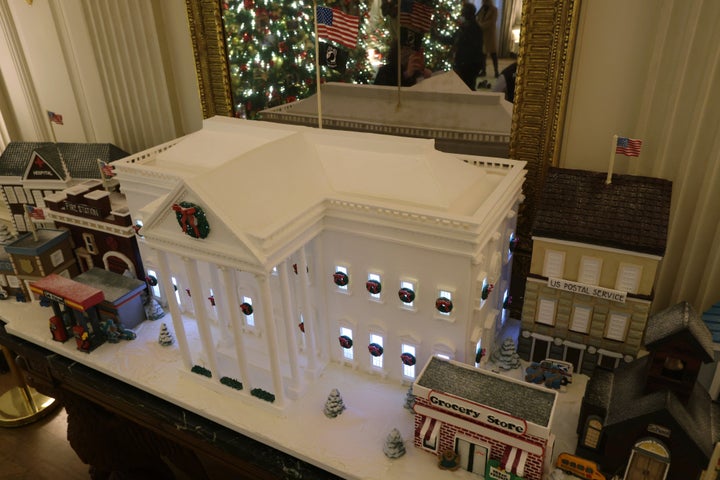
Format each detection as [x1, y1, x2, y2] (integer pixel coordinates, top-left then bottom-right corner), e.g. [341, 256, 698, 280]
[25, 205, 46, 220]
[47, 110, 63, 125]
[316, 6, 359, 49]
[98, 159, 116, 178]
[615, 136, 642, 157]
[399, 0, 433, 33]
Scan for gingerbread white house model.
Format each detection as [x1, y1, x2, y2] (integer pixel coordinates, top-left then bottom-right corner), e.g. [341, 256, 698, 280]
[115, 117, 525, 406]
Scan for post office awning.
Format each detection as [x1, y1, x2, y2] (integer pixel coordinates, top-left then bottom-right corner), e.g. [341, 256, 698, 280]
[30, 274, 105, 311]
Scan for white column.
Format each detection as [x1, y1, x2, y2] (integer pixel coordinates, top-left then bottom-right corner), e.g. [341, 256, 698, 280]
[156, 249, 191, 369]
[219, 265, 252, 391]
[209, 264, 232, 348]
[183, 256, 219, 378]
[279, 260, 301, 394]
[257, 273, 285, 406]
[298, 247, 318, 373]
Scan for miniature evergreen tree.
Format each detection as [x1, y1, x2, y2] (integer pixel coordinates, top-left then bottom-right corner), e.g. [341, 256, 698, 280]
[158, 323, 174, 346]
[145, 296, 166, 321]
[491, 337, 522, 370]
[382, 428, 406, 458]
[323, 388, 346, 418]
[403, 385, 416, 411]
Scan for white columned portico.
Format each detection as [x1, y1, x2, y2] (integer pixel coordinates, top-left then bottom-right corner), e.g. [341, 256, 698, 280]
[298, 247, 318, 373]
[155, 249, 191, 369]
[257, 273, 285, 406]
[219, 265, 252, 391]
[279, 260, 301, 395]
[183, 256, 219, 378]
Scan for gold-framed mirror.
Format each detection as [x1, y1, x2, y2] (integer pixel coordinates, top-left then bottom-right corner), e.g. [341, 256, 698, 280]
[185, 0, 581, 315]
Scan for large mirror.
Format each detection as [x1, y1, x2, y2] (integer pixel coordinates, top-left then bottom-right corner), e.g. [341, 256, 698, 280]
[185, 0, 580, 315]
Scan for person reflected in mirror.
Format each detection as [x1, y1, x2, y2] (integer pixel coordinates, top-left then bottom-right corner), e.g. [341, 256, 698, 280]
[477, 0, 499, 78]
[374, 44, 432, 87]
[449, 3, 484, 90]
[492, 54, 517, 102]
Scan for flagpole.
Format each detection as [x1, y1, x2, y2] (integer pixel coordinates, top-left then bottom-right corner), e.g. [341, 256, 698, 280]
[313, 0, 323, 129]
[24, 207, 38, 242]
[48, 116, 58, 143]
[606, 134, 618, 185]
[396, 0, 402, 109]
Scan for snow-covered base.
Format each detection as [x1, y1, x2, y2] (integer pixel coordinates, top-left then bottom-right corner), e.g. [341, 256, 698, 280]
[1, 301, 585, 479]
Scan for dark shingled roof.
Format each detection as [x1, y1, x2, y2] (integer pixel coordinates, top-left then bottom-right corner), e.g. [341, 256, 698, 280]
[0, 142, 128, 178]
[597, 355, 720, 458]
[532, 168, 672, 256]
[416, 357, 556, 427]
[644, 301, 715, 362]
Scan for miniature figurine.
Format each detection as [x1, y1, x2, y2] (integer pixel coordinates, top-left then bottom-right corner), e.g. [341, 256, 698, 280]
[323, 388, 346, 418]
[158, 323, 174, 346]
[382, 428, 406, 459]
[438, 449, 460, 470]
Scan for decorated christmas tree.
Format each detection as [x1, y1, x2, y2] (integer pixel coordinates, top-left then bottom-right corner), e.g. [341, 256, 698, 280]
[382, 428, 406, 458]
[491, 337, 522, 370]
[323, 388, 346, 418]
[158, 323, 174, 346]
[222, 0, 460, 118]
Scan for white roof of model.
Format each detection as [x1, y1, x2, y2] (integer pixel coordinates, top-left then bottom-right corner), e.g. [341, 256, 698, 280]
[135, 117, 523, 267]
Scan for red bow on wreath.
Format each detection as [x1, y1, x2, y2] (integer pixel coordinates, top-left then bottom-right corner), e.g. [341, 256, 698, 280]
[172, 203, 200, 237]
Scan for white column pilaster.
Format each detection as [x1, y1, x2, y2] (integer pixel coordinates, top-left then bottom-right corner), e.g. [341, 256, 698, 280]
[257, 273, 284, 406]
[156, 249, 191, 369]
[298, 247, 318, 373]
[209, 264, 232, 348]
[219, 265, 252, 391]
[183, 256, 219, 378]
[279, 260, 301, 394]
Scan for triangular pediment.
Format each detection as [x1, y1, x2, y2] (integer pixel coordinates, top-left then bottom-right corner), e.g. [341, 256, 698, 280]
[24, 151, 65, 181]
[140, 182, 265, 270]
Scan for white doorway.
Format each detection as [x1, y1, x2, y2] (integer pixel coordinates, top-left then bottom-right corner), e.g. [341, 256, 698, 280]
[455, 437, 489, 476]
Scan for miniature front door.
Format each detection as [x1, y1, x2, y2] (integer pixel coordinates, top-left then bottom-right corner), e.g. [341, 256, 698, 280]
[455, 437, 488, 475]
[624, 440, 670, 480]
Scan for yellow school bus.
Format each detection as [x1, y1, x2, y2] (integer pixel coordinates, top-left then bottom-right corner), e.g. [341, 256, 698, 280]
[556, 452, 606, 480]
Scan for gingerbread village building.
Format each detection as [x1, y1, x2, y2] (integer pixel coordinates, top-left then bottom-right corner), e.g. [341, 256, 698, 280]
[576, 301, 720, 480]
[114, 116, 526, 407]
[413, 356, 558, 480]
[0, 141, 128, 234]
[517, 168, 672, 375]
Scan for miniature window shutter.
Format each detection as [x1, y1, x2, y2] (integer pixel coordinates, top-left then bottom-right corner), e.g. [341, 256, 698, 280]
[543, 250, 565, 278]
[605, 313, 629, 341]
[536, 298, 557, 325]
[578, 256, 602, 285]
[615, 264, 642, 294]
[570, 306, 592, 333]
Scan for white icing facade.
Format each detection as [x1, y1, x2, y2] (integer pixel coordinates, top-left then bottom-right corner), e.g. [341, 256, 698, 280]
[116, 117, 525, 407]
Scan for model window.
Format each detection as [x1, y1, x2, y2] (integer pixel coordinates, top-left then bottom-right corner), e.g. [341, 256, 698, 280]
[0, 275, 6, 287]
[32, 190, 45, 207]
[536, 298, 557, 326]
[370, 334, 384, 369]
[7, 276, 20, 288]
[401, 344, 417, 379]
[605, 312, 629, 341]
[49, 249, 64, 267]
[14, 214, 26, 232]
[582, 417, 603, 449]
[13, 186, 27, 203]
[83, 233, 98, 255]
[399, 280, 416, 308]
[578, 256, 602, 285]
[340, 327, 354, 360]
[242, 296, 255, 326]
[543, 249, 565, 278]
[570, 305, 592, 333]
[367, 273, 382, 300]
[436, 289, 453, 317]
[147, 269, 162, 298]
[333, 265, 349, 291]
[4, 186, 17, 203]
[616, 263, 642, 294]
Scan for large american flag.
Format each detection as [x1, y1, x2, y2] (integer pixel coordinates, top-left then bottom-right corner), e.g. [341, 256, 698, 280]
[399, 0, 433, 33]
[316, 6, 359, 49]
[615, 136, 642, 157]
